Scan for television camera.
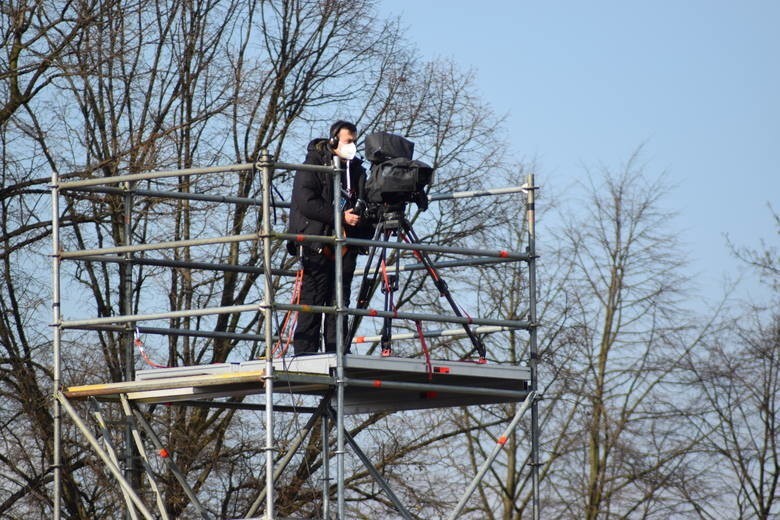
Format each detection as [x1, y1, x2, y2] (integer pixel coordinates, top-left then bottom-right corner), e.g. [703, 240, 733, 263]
[352, 132, 433, 224]
[347, 132, 487, 360]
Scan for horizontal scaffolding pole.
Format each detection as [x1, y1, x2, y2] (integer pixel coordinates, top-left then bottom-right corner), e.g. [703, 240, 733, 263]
[76, 185, 290, 208]
[73, 183, 527, 206]
[162, 400, 319, 414]
[353, 325, 516, 344]
[76, 255, 296, 277]
[353, 255, 514, 277]
[87, 253, 503, 278]
[279, 232, 531, 261]
[277, 303, 532, 330]
[60, 303, 261, 329]
[344, 377, 527, 399]
[66, 320, 512, 345]
[65, 323, 266, 343]
[55, 162, 332, 190]
[78, 252, 509, 279]
[57, 163, 255, 189]
[60, 300, 531, 331]
[60, 230, 529, 263]
[429, 185, 529, 202]
[59, 233, 258, 259]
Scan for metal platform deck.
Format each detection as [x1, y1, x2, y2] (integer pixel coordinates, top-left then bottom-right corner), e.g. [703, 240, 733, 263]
[64, 354, 531, 414]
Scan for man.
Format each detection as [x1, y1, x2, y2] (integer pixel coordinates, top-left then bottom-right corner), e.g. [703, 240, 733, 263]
[286, 121, 372, 355]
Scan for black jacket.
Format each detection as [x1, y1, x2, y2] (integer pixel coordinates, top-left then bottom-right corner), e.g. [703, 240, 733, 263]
[287, 138, 372, 254]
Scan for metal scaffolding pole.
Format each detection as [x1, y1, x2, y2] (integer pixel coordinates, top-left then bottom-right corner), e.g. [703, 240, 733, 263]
[332, 158, 347, 520]
[526, 174, 541, 520]
[353, 255, 514, 277]
[57, 162, 255, 189]
[50, 156, 541, 519]
[60, 231, 258, 259]
[352, 324, 516, 344]
[279, 232, 532, 261]
[69, 324, 267, 344]
[122, 181, 139, 517]
[51, 169, 63, 520]
[275, 302, 532, 330]
[343, 378, 527, 400]
[89, 400, 142, 520]
[129, 404, 209, 519]
[245, 398, 330, 518]
[321, 403, 331, 519]
[57, 394, 155, 519]
[324, 406, 413, 520]
[447, 391, 536, 520]
[260, 150, 276, 520]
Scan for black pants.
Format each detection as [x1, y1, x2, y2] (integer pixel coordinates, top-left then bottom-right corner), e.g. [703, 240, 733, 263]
[294, 249, 358, 355]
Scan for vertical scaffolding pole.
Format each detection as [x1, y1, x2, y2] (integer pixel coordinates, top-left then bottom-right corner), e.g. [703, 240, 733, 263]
[122, 182, 139, 515]
[51, 170, 62, 520]
[260, 151, 276, 520]
[332, 159, 347, 519]
[321, 406, 331, 519]
[526, 173, 540, 520]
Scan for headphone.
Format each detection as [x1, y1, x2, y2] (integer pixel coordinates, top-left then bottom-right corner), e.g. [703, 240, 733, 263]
[328, 120, 356, 149]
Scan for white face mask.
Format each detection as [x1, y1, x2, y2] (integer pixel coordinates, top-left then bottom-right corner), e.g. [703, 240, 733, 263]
[338, 142, 357, 160]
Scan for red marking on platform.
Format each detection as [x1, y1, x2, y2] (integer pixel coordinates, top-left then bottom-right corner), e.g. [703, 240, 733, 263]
[422, 391, 439, 399]
[373, 380, 382, 388]
[433, 366, 450, 374]
[368, 308, 378, 317]
[497, 436, 508, 446]
[158, 448, 170, 458]
[499, 250, 509, 258]
[355, 336, 365, 343]
[296, 234, 305, 242]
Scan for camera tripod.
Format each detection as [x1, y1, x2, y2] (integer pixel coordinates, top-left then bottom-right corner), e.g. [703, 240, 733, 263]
[348, 204, 487, 360]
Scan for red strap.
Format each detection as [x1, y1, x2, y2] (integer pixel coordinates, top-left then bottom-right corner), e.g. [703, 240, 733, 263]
[134, 328, 167, 369]
[415, 320, 433, 381]
[273, 267, 304, 357]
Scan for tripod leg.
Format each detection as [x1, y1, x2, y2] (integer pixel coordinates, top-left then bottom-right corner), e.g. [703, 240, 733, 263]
[347, 224, 389, 347]
[401, 220, 487, 360]
[378, 229, 403, 357]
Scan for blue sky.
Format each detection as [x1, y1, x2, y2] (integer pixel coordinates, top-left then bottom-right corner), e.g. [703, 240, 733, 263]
[378, 1, 779, 304]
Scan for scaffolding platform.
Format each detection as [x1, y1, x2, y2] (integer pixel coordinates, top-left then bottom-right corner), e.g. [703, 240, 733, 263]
[64, 354, 530, 414]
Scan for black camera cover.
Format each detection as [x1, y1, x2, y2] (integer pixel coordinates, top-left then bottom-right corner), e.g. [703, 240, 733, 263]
[363, 132, 433, 204]
[364, 132, 414, 163]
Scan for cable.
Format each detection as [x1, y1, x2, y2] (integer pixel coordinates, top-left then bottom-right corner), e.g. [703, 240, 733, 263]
[273, 264, 304, 357]
[134, 328, 168, 369]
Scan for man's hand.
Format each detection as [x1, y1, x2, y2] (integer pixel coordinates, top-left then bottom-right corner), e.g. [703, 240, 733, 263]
[343, 208, 361, 226]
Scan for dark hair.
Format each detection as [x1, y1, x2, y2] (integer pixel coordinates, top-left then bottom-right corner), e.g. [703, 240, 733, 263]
[329, 120, 357, 148]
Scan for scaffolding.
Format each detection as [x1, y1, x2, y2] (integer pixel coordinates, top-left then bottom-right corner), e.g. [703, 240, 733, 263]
[50, 153, 540, 519]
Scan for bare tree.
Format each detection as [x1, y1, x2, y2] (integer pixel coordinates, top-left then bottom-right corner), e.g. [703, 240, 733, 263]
[681, 213, 779, 520]
[553, 156, 711, 519]
[1, 0, 521, 518]
[0, 0, 114, 123]
[448, 154, 710, 519]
